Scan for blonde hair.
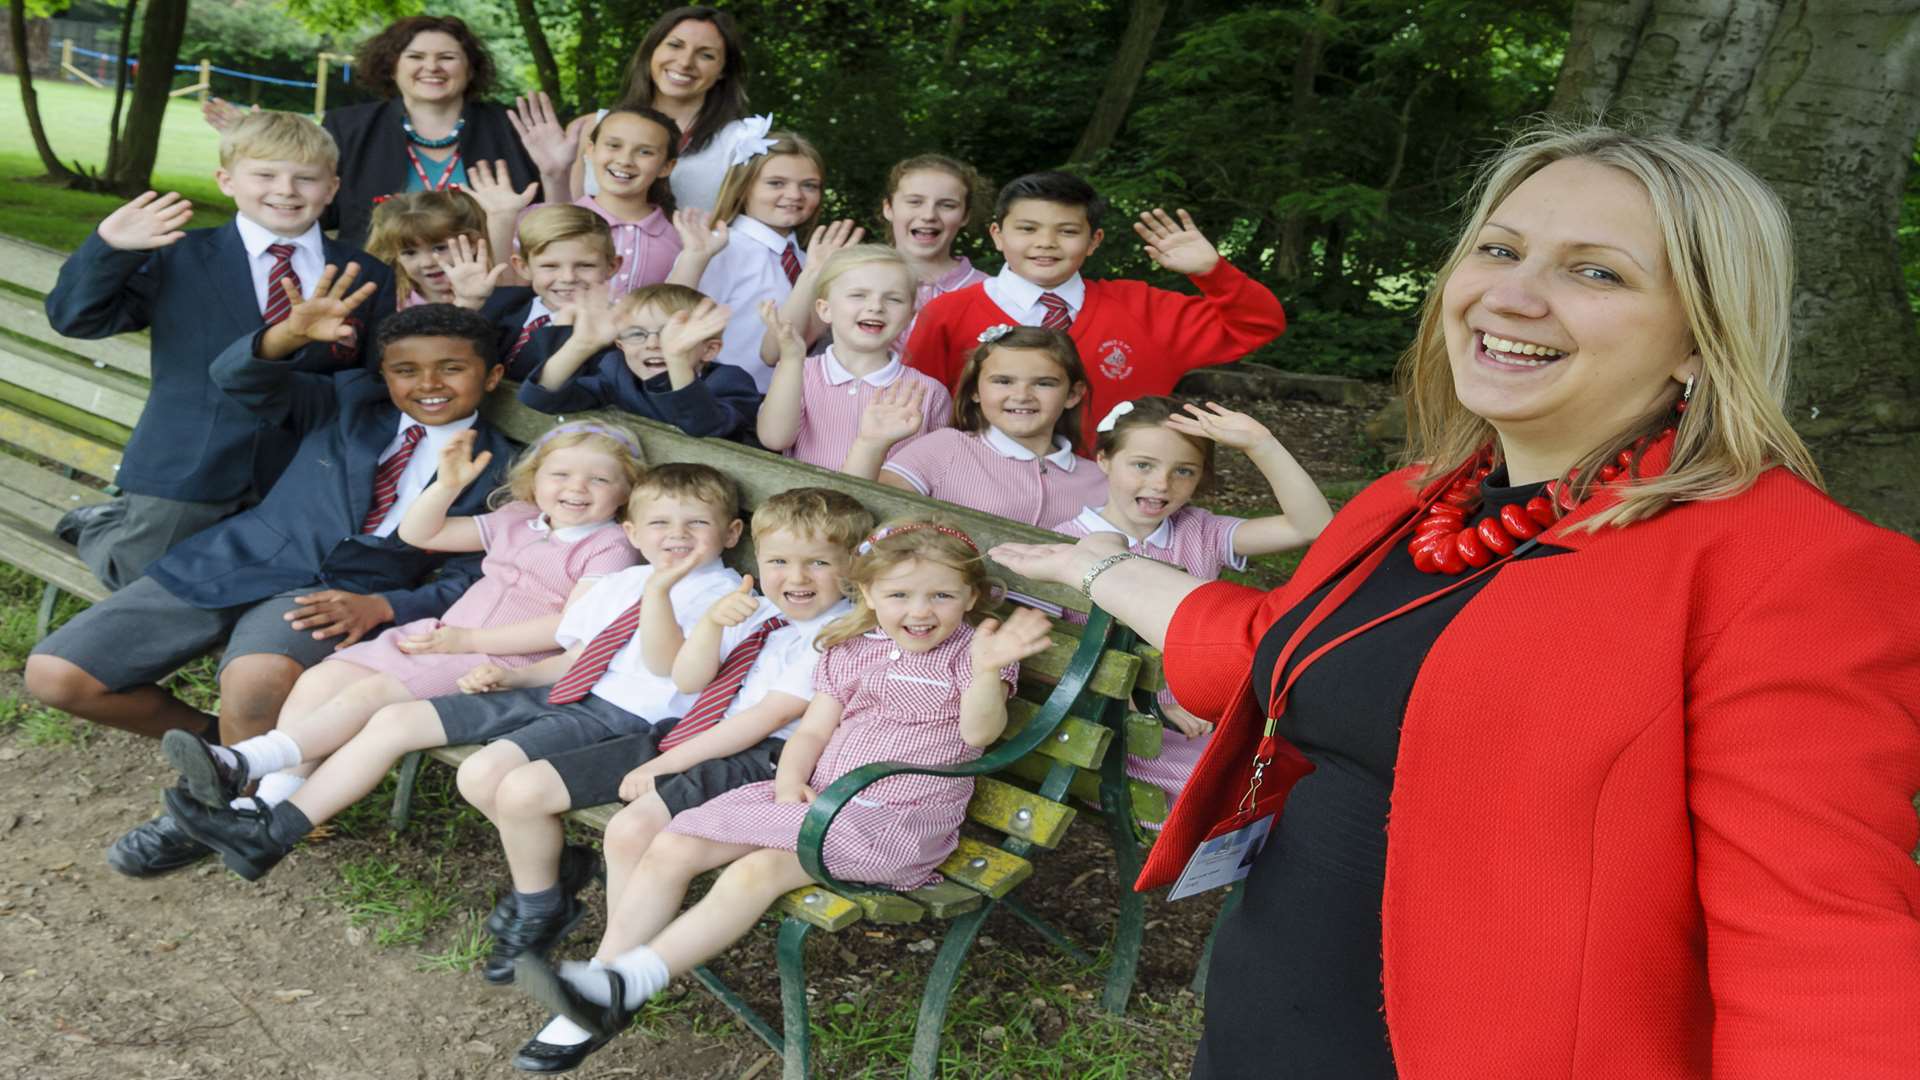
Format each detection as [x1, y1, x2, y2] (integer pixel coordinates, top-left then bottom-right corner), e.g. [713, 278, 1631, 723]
[751, 487, 875, 552]
[492, 423, 648, 515]
[1400, 122, 1820, 530]
[813, 244, 915, 302]
[629, 461, 741, 522]
[815, 520, 1000, 651]
[517, 205, 616, 264]
[711, 131, 826, 234]
[365, 190, 489, 301]
[219, 110, 339, 172]
[613, 282, 708, 321]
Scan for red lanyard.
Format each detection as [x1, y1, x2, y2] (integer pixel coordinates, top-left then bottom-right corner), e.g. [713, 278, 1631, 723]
[405, 144, 462, 192]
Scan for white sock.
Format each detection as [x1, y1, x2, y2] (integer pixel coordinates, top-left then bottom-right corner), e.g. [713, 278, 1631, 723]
[533, 1014, 594, 1047]
[600, 946, 670, 1005]
[252, 770, 306, 806]
[230, 731, 303, 776]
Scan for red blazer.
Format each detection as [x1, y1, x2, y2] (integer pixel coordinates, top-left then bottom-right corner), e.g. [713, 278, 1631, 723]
[1144, 456, 1920, 1079]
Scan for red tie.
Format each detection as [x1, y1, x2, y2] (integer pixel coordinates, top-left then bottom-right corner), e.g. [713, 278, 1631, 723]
[505, 314, 551, 367]
[263, 242, 303, 326]
[780, 245, 802, 285]
[1038, 291, 1073, 331]
[548, 597, 643, 704]
[657, 616, 789, 751]
[361, 424, 425, 534]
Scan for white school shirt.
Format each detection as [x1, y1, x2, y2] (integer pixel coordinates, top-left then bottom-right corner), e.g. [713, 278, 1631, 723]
[786, 347, 952, 470]
[697, 215, 803, 393]
[982, 265, 1086, 326]
[553, 558, 744, 720]
[364, 411, 479, 538]
[581, 113, 767, 213]
[882, 424, 1107, 528]
[234, 214, 323, 313]
[713, 598, 852, 740]
[523, 295, 555, 329]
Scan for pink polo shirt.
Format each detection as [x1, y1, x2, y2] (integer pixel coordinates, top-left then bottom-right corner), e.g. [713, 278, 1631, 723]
[786, 347, 953, 470]
[572, 196, 682, 299]
[883, 426, 1107, 528]
[903, 256, 989, 343]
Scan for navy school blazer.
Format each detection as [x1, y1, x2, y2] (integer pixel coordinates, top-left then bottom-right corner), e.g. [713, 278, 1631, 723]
[480, 286, 545, 381]
[43, 223, 394, 504]
[145, 330, 516, 622]
[322, 99, 539, 251]
[514, 324, 763, 442]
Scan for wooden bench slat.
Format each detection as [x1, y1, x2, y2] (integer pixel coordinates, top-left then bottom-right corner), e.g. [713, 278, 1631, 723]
[0, 452, 108, 520]
[1132, 645, 1166, 692]
[0, 342, 148, 428]
[901, 878, 982, 919]
[848, 890, 926, 925]
[0, 289, 152, 379]
[0, 513, 107, 603]
[1019, 629, 1141, 699]
[1002, 753, 1169, 824]
[0, 403, 125, 479]
[0, 237, 69, 294]
[937, 836, 1032, 899]
[1126, 712, 1163, 758]
[774, 886, 864, 931]
[966, 776, 1075, 848]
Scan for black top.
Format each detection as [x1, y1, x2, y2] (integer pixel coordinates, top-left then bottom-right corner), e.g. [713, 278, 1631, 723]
[321, 99, 540, 250]
[1192, 472, 1562, 1080]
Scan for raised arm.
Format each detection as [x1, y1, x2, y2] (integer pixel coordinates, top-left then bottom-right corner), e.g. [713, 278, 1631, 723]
[670, 577, 760, 692]
[635, 555, 704, 677]
[460, 159, 537, 283]
[395, 429, 492, 551]
[507, 92, 578, 206]
[841, 382, 930, 479]
[959, 607, 1054, 747]
[757, 219, 864, 364]
[1133, 208, 1286, 370]
[989, 534, 1208, 652]
[754, 301, 810, 451]
[1165, 402, 1333, 554]
[45, 193, 193, 337]
[665, 208, 730, 288]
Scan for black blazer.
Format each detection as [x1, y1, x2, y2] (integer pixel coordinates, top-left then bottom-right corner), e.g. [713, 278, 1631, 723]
[480, 285, 545, 380]
[146, 330, 515, 621]
[322, 99, 539, 249]
[515, 325, 763, 442]
[43, 224, 392, 503]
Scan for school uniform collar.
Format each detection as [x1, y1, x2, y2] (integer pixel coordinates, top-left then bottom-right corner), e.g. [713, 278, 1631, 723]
[820, 345, 904, 387]
[233, 214, 324, 262]
[573, 195, 670, 235]
[993, 264, 1085, 313]
[393, 409, 478, 457]
[930, 255, 979, 292]
[984, 425, 1079, 469]
[526, 295, 555, 326]
[784, 599, 854, 637]
[1075, 505, 1174, 549]
[730, 214, 800, 257]
[530, 514, 616, 542]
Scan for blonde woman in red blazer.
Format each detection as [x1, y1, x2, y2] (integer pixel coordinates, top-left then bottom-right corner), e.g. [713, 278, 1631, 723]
[993, 126, 1920, 1079]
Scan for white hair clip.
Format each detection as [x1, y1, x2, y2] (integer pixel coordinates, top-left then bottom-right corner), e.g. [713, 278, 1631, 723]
[976, 324, 1016, 345]
[1095, 400, 1135, 433]
[727, 114, 778, 168]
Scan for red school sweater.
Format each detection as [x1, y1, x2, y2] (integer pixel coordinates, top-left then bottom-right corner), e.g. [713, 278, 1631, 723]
[901, 261, 1286, 448]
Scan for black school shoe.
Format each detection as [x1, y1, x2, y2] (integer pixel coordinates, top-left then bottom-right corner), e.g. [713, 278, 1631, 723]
[510, 1022, 617, 1074]
[483, 895, 587, 985]
[513, 953, 639, 1041]
[162, 786, 292, 881]
[53, 500, 120, 546]
[160, 728, 251, 810]
[482, 844, 600, 983]
[105, 813, 213, 877]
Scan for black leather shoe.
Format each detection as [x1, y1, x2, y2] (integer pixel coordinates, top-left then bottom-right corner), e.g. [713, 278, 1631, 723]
[161, 729, 250, 810]
[482, 895, 586, 985]
[54, 500, 120, 547]
[513, 954, 637, 1041]
[509, 1023, 615, 1073]
[105, 813, 212, 877]
[163, 786, 290, 881]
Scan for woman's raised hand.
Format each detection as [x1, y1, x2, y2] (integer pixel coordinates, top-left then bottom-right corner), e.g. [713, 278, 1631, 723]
[508, 92, 580, 180]
[201, 96, 258, 133]
[987, 536, 1110, 588]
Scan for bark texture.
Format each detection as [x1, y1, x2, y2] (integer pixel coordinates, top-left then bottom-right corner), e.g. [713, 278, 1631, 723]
[1069, 0, 1171, 164]
[106, 0, 187, 196]
[9, 0, 77, 181]
[511, 0, 565, 109]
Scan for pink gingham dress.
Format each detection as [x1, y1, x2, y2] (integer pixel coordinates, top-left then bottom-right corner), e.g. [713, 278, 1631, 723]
[666, 623, 1019, 889]
[331, 502, 638, 696]
[785, 347, 953, 470]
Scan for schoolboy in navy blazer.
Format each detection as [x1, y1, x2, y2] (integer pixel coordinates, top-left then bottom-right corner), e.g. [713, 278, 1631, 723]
[480, 285, 546, 380]
[515, 283, 760, 442]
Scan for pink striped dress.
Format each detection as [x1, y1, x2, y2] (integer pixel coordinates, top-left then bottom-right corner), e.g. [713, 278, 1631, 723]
[786, 347, 953, 470]
[666, 624, 1019, 889]
[331, 502, 639, 696]
[882, 426, 1108, 528]
[1052, 504, 1248, 820]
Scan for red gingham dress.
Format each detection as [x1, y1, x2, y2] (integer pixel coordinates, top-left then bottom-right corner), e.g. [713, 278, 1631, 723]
[665, 623, 1019, 889]
[331, 502, 639, 696]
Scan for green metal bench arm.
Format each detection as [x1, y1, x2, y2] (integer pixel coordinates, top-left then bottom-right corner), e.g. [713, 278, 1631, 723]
[794, 608, 1116, 895]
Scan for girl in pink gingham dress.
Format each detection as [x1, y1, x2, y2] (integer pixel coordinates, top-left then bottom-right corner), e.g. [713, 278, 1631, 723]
[1052, 397, 1334, 821]
[508, 522, 1056, 1053]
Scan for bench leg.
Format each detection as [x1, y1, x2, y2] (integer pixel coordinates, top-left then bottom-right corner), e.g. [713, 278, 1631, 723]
[36, 581, 64, 640]
[691, 963, 784, 1051]
[910, 904, 992, 1080]
[1191, 882, 1244, 997]
[1096, 727, 1146, 1016]
[998, 895, 1094, 966]
[389, 750, 426, 831]
[776, 917, 813, 1080]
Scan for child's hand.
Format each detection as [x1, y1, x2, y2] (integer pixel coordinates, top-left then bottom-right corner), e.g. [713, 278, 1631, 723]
[774, 776, 816, 804]
[285, 589, 394, 648]
[465, 158, 539, 217]
[618, 766, 658, 803]
[97, 191, 193, 251]
[758, 300, 805, 364]
[854, 381, 928, 447]
[433, 428, 495, 491]
[802, 219, 866, 269]
[1160, 699, 1215, 740]
[969, 606, 1055, 677]
[1164, 401, 1282, 454]
[276, 262, 379, 346]
[701, 576, 760, 629]
[436, 234, 509, 308]
[201, 96, 258, 132]
[507, 92, 578, 182]
[396, 622, 474, 656]
[645, 549, 704, 593]
[458, 664, 514, 694]
[661, 298, 730, 359]
[672, 208, 730, 260]
[568, 284, 618, 347]
[1133, 208, 1220, 277]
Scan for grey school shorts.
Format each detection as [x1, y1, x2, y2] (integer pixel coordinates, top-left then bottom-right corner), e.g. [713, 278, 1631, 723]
[430, 686, 655, 761]
[539, 724, 786, 814]
[31, 576, 342, 692]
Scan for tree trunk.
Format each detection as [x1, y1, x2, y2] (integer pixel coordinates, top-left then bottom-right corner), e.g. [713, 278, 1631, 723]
[1554, 0, 1920, 533]
[572, 0, 599, 111]
[105, 0, 188, 196]
[8, 0, 78, 181]
[510, 0, 565, 109]
[1275, 0, 1341, 282]
[104, 0, 139, 181]
[1069, 0, 1171, 164]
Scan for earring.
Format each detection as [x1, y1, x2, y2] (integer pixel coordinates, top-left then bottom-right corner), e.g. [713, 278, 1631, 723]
[1676, 373, 1696, 415]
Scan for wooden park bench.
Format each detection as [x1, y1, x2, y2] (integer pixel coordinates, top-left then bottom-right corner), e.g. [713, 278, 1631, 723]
[0, 234, 1183, 1079]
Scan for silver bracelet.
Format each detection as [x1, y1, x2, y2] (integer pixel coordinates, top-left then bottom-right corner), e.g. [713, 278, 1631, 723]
[1080, 551, 1143, 600]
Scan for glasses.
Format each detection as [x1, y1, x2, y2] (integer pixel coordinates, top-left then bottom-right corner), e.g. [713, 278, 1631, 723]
[615, 326, 666, 345]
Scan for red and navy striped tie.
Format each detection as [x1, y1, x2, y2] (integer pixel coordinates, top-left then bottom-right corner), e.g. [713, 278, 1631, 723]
[263, 242, 302, 325]
[779, 245, 802, 285]
[657, 616, 789, 750]
[1038, 291, 1073, 330]
[361, 424, 425, 534]
[547, 597, 644, 704]
[505, 314, 551, 367]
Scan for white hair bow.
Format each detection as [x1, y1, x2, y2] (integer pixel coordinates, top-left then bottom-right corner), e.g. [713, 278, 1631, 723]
[727, 114, 778, 168]
[976, 324, 1015, 345]
[1095, 400, 1136, 433]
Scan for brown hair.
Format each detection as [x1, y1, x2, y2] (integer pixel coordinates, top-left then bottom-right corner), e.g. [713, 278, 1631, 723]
[815, 519, 1000, 651]
[751, 488, 875, 553]
[614, 7, 749, 155]
[951, 327, 1091, 453]
[1094, 397, 1217, 495]
[517, 204, 616, 264]
[364, 190, 489, 302]
[884, 154, 989, 233]
[353, 16, 496, 99]
[710, 131, 826, 236]
[629, 461, 740, 522]
[587, 106, 683, 214]
[612, 282, 709, 321]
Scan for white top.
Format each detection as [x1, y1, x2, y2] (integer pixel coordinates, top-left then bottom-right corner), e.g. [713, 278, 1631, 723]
[717, 598, 852, 740]
[982, 265, 1086, 326]
[233, 215, 323, 313]
[581, 113, 768, 213]
[553, 559, 744, 719]
[364, 411, 479, 538]
[697, 214, 804, 393]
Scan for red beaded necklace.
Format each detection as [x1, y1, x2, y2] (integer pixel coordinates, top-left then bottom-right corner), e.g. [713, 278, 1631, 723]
[1408, 429, 1673, 575]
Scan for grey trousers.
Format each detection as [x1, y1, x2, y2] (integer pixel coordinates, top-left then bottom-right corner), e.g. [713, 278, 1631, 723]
[76, 493, 251, 591]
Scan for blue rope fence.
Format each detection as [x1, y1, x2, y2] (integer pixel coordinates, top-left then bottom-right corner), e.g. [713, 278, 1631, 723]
[65, 42, 349, 89]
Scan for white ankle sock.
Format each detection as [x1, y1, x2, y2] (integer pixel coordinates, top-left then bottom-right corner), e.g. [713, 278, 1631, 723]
[534, 1014, 594, 1047]
[230, 731, 302, 777]
[252, 770, 305, 806]
[606, 946, 670, 1004]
